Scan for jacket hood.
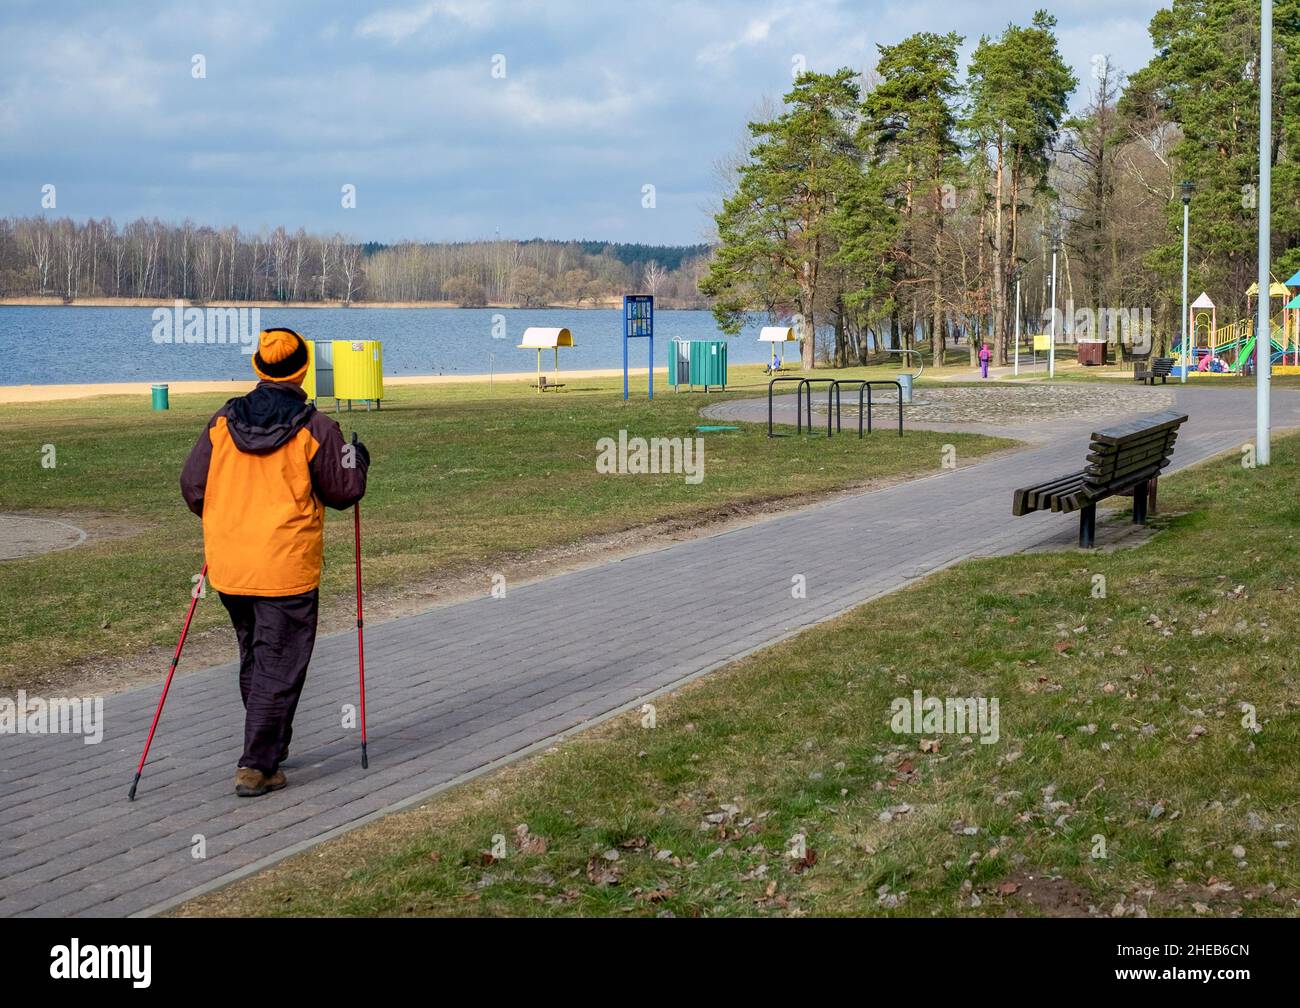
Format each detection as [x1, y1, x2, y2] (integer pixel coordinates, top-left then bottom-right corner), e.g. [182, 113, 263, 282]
[224, 381, 315, 453]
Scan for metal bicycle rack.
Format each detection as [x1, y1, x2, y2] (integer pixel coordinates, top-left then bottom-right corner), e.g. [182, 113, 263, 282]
[767, 376, 809, 437]
[767, 377, 904, 438]
[826, 380, 904, 437]
[797, 378, 840, 432]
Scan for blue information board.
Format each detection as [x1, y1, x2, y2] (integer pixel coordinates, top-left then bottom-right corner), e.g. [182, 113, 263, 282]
[622, 294, 654, 400]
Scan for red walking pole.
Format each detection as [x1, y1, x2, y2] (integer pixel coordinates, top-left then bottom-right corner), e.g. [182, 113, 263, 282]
[128, 563, 207, 801]
[352, 434, 369, 769]
[354, 502, 368, 769]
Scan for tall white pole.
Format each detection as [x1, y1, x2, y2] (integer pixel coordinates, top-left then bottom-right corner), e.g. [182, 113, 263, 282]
[1257, 0, 1272, 464]
[1049, 249, 1058, 379]
[1181, 200, 1190, 383]
[1014, 277, 1021, 377]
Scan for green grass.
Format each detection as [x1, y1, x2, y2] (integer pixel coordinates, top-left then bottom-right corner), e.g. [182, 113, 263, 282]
[0, 365, 1006, 690]
[176, 432, 1300, 918]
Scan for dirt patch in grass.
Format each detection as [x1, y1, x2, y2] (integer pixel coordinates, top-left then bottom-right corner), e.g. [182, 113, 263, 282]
[0, 510, 144, 561]
[993, 871, 1099, 917]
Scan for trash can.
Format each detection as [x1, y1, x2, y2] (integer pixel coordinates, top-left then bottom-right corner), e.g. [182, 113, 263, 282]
[303, 340, 335, 402]
[1077, 340, 1107, 366]
[688, 340, 728, 391]
[668, 340, 691, 390]
[896, 372, 913, 404]
[333, 340, 384, 410]
[151, 384, 169, 411]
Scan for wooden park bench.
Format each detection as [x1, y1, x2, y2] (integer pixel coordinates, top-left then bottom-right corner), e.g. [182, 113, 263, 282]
[1134, 356, 1176, 385]
[1011, 410, 1188, 548]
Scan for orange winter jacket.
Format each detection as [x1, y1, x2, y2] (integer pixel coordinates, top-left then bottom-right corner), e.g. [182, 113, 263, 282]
[180, 381, 369, 597]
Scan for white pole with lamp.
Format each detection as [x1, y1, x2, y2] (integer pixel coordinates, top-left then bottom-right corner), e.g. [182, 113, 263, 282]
[1180, 181, 1193, 382]
[1049, 236, 1059, 380]
[1256, 0, 1272, 464]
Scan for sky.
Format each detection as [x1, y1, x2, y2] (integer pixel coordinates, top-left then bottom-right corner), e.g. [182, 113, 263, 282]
[0, 0, 1164, 246]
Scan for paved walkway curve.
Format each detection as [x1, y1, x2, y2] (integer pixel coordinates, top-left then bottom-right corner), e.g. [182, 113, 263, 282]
[1, 385, 1296, 917]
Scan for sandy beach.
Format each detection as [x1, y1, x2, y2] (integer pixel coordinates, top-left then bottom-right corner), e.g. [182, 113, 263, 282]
[0, 367, 670, 404]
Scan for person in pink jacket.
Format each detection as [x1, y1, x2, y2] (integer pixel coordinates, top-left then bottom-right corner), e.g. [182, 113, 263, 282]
[978, 341, 992, 378]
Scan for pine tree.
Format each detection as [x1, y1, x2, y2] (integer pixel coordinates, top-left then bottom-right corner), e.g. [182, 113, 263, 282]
[846, 31, 964, 368]
[701, 70, 862, 369]
[967, 10, 1077, 364]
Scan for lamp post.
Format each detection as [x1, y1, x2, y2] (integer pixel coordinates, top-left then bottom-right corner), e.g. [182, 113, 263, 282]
[1256, 0, 1272, 465]
[1048, 233, 1060, 379]
[1180, 180, 1194, 383]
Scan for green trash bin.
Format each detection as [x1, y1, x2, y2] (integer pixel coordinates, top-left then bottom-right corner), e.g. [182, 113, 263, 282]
[688, 340, 728, 391]
[151, 384, 170, 411]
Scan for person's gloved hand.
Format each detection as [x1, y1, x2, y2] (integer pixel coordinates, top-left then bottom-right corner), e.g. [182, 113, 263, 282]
[349, 433, 371, 469]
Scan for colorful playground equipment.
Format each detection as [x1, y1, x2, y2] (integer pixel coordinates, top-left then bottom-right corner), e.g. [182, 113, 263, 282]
[518, 326, 574, 392]
[1172, 272, 1300, 375]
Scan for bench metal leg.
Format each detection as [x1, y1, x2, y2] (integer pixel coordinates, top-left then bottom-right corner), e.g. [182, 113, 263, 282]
[1148, 477, 1158, 515]
[1079, 504, 1096, 548]
[1132, 479, 1149, 524]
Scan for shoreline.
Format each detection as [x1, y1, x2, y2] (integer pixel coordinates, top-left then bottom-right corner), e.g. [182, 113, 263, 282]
[0, 296, 706, 310]
[0, 367, 671, 404]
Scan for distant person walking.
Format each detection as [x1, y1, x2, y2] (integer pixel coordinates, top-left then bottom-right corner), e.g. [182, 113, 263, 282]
[978, 341, 992, 379]
[181, 328, 370, 797]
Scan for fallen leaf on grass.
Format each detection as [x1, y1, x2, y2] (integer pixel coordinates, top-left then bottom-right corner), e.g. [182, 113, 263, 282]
[513, 824, 548, 855]
[586, 856, 621, 886]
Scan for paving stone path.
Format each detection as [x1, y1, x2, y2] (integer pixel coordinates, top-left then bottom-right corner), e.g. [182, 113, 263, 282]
[1, 384, 1294, 916]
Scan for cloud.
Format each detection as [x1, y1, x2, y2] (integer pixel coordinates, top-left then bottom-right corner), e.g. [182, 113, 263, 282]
[0, 0, 1165, 244]
[696, 16, 777, 65]
[355, 1, 493, 44]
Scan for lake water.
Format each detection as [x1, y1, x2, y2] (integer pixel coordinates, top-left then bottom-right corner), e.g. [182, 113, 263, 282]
[0, 306, 781, 385]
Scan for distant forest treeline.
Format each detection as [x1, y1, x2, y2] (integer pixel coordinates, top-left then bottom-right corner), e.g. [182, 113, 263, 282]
[0, 216, 713, 307]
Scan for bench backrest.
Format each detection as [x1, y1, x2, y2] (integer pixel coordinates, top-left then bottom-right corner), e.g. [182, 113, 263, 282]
[1083, 410, 1187, 490]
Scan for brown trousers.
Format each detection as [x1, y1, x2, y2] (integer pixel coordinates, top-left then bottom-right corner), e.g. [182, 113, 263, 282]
[219, 589, 319, 775]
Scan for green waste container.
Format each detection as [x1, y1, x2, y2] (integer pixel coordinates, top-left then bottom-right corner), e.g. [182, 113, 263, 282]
[668, 340, 691, 390]
[688, 340, 728, 390]
[151, 384, 169, 411]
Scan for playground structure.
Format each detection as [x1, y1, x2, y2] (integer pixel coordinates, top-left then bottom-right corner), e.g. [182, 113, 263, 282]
[1172, 271, 1300, 375]
[518, 326, 574, 392]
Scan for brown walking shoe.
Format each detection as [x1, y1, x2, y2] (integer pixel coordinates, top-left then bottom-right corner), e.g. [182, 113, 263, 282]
[234, 766, 288, 797]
